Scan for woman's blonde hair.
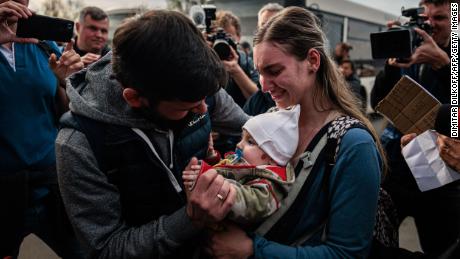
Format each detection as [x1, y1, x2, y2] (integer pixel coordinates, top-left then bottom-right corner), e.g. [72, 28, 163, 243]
[254, 6, 387, 174]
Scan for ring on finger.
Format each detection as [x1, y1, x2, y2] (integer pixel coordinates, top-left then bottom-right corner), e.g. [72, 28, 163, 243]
[216, 193, 224, 201]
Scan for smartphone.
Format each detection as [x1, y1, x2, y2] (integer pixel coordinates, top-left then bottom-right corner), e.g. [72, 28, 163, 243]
[16, 14, 74, 42]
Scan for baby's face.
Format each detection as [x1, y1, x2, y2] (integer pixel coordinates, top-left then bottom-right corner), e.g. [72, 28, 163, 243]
[236, 130, 273, 165]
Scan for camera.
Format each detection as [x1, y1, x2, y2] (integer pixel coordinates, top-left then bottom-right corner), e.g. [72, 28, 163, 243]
[370, 7, 432, 60]
[189, 4, 216, 33]
[189, 4, 237, 60]
[207, 28, 238, 60]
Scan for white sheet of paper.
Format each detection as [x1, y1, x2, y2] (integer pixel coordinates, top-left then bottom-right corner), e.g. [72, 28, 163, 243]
[402, 130, 460, 192]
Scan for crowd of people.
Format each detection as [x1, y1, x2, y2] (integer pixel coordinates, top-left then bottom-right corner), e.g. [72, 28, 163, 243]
[0, 0, 458, 258]
[371, 1, 458, 258]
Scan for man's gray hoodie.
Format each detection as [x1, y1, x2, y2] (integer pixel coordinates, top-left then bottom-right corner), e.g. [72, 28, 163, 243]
[55, 53, 249, 258]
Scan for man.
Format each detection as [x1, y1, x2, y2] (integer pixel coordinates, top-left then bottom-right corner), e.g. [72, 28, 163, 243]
[56, 10, 248, 258]
[242, 3, 283, 116]
[211, 10, 259, 153]
[339, 59, 366, 111]
[0, 0, 83, 257]
[240, 40, 252, 59]
[74, 6, 110, 67]
[333, 42, 352, 64]
[215, 10, 259, 108]
[372, 0, 450, 105]
[257, 2, 284, 28]
[371, 0, 457, 257]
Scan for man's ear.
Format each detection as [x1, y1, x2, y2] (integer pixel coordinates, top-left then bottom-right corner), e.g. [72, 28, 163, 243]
[236, 34, 241, 44]
[122, 88, 148, 108]
[306, 48, 321, 73]
[75, 22, 81, 34]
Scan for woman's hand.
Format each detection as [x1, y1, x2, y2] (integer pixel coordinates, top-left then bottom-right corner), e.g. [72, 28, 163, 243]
[206, 222, 254, 259]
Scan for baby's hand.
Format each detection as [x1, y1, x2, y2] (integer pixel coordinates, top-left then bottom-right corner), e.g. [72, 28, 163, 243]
[182, 164, 202, 195]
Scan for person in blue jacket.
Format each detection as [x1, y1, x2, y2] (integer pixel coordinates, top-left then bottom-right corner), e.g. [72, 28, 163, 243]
[205, 7, 384, 259]
[0, 0, 84, 257]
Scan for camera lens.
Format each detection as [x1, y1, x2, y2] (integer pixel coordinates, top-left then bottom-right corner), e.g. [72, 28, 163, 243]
[213, 40, 230, 60]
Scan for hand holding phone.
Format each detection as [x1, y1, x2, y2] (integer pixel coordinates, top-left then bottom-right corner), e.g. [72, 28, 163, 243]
[0, 0, 37, 44]
[16, 14, 74, 42]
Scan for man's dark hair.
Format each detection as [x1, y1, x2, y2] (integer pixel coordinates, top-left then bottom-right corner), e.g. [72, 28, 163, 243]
[240, 41, 251, 51]
[112, 10, 227, 102]
[79, 6, 108, 23]
[339, 59, 355, 72]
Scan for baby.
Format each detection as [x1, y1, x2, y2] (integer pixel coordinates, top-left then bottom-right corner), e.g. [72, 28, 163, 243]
[183, 105, 300, 224]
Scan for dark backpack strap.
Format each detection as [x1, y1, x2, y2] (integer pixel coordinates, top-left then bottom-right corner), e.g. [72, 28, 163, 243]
[292, 116, 370, 245]
[319, 116, 399, 249]
[321, 116, 369, 196]
[321, 139, 338, 196]
[59, 112, 109, 172]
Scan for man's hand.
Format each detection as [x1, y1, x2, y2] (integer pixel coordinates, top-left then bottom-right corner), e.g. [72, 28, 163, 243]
[81, 53, 101, 67]
[222, 47, 240, 75]
[49, 40, 84, 86]
[222, 47, 258, 98]
[389, 28, 450, 69]
[401, 133, 417, 149]
[386, 20, 401, 29]
[202, 31, 213, 48]
[0, 1, 37, 45]
[205, 222, 254, 259]
[185, 158, 236, 227]
[437, 134, 460, 173]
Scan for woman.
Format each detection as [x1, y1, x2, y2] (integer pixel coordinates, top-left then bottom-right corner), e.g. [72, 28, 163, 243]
[206, 7, 385, 259]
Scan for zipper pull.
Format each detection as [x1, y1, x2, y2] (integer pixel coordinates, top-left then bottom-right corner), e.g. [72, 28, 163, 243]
[168, 130, 174, 169]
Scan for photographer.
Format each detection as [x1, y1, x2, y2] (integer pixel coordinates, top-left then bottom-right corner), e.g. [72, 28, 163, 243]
[371, 0, 458, 257]
[371, 0, 450, 106]
[0, 0, 83, 257]
[205, 10, 259, 153]
[214, 10, 259, 108]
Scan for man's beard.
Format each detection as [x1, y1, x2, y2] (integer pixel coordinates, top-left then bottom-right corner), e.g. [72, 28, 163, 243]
[134, 106, 194, 132]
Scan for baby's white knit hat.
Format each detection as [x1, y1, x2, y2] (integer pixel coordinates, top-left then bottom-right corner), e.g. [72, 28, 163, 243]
[242, 105, 301, 166]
